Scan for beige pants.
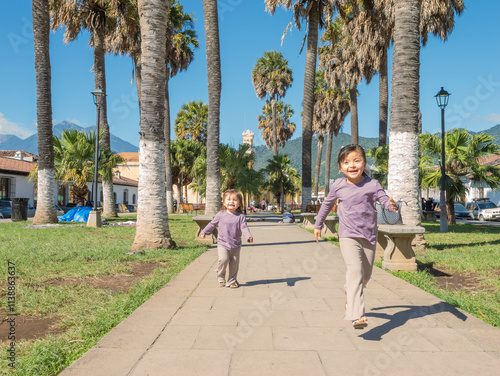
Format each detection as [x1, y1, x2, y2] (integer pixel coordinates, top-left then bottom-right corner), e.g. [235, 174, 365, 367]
[217, 246, 241, 286]
[339, 237, 376, 321]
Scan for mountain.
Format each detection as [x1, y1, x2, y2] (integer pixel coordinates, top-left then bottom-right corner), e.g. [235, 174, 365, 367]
[0, 121, 139, 154]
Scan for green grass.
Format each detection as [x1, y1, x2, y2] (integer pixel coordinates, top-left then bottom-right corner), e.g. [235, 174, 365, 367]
[377, 221, 500, 327]
[0, 214, 209, 375]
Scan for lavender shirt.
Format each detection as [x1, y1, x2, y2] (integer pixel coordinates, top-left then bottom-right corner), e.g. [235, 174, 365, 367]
[201, 210, 252, 250]
[314, 176, 394, 244]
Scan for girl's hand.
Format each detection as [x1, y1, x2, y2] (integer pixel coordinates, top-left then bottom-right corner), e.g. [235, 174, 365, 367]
[314, 228, 322, 242]
[389, 196, 399, 212]
[248, 237, 254, 243]
[200, 233, 206, 239]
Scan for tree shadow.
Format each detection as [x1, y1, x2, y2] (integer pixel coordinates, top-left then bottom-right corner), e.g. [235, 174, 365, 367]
[360, 301, 468, 341]
[241, 277, 311, 287]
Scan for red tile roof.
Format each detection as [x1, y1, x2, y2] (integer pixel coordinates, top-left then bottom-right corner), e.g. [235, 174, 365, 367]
[0, 150, 38, 161]
[0, 156, 37, 174]
[117, 152, 139, 162]
[112, 175, 138, 187]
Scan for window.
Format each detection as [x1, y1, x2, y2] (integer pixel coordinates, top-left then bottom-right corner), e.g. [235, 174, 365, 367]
[132, 194, 136, 205]
[0, 178, 9, 199]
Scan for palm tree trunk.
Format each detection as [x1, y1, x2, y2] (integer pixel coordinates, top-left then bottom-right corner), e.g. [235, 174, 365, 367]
[93, 26, 117, 218]
[349, 84, 358, 144]
[32, 0, 58, 224]
[301, 1, 319, 212]
[271, 96, 278, 156]
[134, 53, 142, 110]
[378, 48, 388, 146]
[324, 127, 334, 196]
[387, 0, 422, 229]
[132, 0, 175, 251]
[164, 73, 175, 213]
[203, 0, 222, 215]
[314, 133, 324, 198]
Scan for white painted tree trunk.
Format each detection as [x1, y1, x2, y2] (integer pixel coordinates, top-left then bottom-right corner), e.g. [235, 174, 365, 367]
[33, 168, 58, 224]
[102, 180, 116, 217]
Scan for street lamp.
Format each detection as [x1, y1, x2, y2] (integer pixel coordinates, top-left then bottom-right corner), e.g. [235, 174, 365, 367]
[180, 161, 184, 205]
[435, 87, 451, 233]
[88, 87, 106, 227]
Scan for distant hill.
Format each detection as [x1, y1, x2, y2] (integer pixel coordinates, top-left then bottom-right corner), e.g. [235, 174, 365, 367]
[0, 121, 139, 154]
[253, 124, 500, 185]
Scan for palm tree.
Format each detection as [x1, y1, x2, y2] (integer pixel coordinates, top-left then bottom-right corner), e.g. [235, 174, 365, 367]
[263, 155, 300, 214]
[420, 130, 500, 225]
[174, 100, 208, 145]
[131, 0, 175, 250]
[32, 0, 58, 224]
[257, 100, 296, 149]
[50, 0, 118, 217]
[252, 51, 293, 156]
[266, 0, 336, 211]
[164, 2, 198, 214]
[202, 0, 222, 215]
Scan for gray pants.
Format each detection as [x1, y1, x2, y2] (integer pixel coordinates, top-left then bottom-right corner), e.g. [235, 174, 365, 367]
[217, 246, 241, 286]
[339, 237, 376, 321]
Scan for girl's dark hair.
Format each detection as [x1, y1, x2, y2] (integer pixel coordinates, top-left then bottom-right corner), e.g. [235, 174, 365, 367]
[337, 144, 368, 176]
[221, 189, 243, 212]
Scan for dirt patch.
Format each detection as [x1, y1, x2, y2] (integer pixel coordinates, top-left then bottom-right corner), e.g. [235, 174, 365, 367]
[45, 261, 167, 293]
[423, 265, 496, 293]
[0, 262, 166, 341]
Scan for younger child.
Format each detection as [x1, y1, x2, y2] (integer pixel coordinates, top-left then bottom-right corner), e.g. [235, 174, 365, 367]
[200, 189, 253, 288]
[314, 144, 398, 329]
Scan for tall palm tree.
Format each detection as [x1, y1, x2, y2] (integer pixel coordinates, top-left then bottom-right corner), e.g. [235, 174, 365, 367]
[202, 0, 222, 215]
[420, 130, 500, 225]
[33, 0, 58, 224]
[257, 100, 296, 149]
[131, 0, 175, 250]
[252, 51, 293, 156]
[174, 100, 208, 145]
[50, 0, 118, 217]
[164, 1, 198, 214]
[266, 0, 336, 211]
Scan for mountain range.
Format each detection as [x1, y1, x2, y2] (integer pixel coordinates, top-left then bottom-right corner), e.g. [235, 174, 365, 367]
[0, 121, 139, 154]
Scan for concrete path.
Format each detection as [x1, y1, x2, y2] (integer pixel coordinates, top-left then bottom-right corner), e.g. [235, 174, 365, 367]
[60, 212, 500, 376]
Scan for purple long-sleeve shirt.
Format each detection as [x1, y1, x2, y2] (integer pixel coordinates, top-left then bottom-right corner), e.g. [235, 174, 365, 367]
[314, 176, 394, 244]
[201, 210, 252, 250]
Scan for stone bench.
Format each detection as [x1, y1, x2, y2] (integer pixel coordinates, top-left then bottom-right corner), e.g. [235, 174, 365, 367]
[300, 212, 317, 229]
[192, 215, 217, 244]
[376, 224, 425, 271]
[422, 210, 436, 221]
[314, 215, 339, 237]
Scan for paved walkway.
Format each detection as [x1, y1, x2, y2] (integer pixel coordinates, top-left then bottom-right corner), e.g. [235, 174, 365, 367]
[61, 212, 500, 376]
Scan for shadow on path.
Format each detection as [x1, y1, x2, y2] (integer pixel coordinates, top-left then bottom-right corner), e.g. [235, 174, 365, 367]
[241, 277, 311, 287]
[361, 301, 468, 341]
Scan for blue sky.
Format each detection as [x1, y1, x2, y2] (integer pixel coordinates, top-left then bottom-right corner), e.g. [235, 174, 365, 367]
[1, 1, 500, 149]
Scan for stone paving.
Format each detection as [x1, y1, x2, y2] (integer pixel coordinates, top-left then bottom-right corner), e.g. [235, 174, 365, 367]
[60, 212, 500, 376]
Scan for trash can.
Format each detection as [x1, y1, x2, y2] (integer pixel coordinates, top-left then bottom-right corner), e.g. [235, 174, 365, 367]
[11, 198, 29, 221]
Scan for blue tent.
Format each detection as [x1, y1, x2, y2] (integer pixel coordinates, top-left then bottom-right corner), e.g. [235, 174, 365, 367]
[58, 206, 93, 222]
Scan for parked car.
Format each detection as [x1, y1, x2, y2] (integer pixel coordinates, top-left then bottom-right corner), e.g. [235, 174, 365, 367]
[435, 202, 472, 220]
[466, 199, 500, 221]
[32, 205, 64, 217]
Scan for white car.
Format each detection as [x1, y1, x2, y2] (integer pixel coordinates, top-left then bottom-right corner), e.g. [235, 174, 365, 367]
[466, 200, 500, 221]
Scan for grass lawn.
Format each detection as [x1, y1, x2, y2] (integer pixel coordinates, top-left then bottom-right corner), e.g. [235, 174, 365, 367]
[0, 214, 209, 375]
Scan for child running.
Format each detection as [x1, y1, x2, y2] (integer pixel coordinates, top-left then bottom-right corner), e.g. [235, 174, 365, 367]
[200, 189, 253, 288]
[314, 144, 398, 329]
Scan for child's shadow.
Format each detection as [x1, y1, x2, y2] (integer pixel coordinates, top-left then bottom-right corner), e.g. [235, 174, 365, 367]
[361, 302, 468, 341]
[241, 277, 311, 287]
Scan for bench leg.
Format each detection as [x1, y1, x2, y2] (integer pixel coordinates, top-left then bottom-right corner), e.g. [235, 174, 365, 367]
[194, 220, 218, 244]
[381, 234, 417, 271]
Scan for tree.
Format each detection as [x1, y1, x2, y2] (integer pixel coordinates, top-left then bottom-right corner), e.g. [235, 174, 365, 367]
[164, 1, 199, 214]
[266, 0, 336, 212]
[131, 0, 176, 250]
[257, 100, 296, 149]
[203, 0, 222, 215]
[252, 51, 293, 156]
[32, 0, 58, 224]
[420, 130, 500, 225]
[51, 0, 118, 217]
[263, 155, 299, 214]
[174, 100, 208, 145]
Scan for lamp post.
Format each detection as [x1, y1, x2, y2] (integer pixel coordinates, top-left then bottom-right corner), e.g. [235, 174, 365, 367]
[180, 161, 184, 205]
[88, 87, 105, 227]
[434, 87, 451, 233]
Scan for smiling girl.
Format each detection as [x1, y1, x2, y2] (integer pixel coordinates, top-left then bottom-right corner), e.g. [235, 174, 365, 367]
[200, 189, 253, 288]
[314, 145, 397, 329]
